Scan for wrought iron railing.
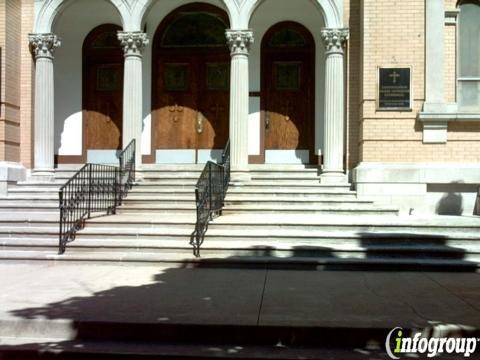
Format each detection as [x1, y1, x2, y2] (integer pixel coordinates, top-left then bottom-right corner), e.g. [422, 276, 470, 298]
[191, 140, 231, 256]
[58, 140, 136, 254]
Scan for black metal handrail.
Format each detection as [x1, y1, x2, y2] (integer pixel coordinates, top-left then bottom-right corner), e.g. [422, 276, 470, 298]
[58, 140, 136, 254]
[191, 140, 230, 257]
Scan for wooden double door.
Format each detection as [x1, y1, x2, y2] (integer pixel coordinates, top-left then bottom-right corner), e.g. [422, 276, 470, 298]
[260, 22, 315, 164]
[151, 4, 231, 164]
[153, 53, 230, 157]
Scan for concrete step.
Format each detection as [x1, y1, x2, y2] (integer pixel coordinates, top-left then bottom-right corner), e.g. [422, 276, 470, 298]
[0, 249, 478, 271]
[0, 205, 60, 213]
[3, 235, 480, 256]
[222, 205, 398, 216]
[2, 221, 479, 244]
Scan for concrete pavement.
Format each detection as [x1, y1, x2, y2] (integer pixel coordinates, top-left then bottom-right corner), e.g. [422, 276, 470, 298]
[0, 262, 479, 358]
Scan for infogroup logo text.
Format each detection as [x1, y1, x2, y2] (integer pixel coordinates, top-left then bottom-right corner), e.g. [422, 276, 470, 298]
[385, 327, 479, 359]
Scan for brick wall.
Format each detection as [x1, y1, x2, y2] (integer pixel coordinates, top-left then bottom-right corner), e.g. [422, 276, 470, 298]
[0, 0, 33, 167]
[0, 0, 21, 162]
[20, 0, 34, 168]
[356, 0, 480, 164]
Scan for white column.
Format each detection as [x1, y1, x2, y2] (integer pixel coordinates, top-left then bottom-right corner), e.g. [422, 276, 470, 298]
[226, 30, 253, 180]
[28, 33, 61, 177]
[320, 28, 349, 184]
[118, 32, 149, 171]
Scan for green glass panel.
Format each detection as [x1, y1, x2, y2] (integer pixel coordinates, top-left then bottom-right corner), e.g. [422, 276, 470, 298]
[269, 29, 306, 48]
[96, 65, 122, 91]
[165, 64, 188, 91]
[275, 63, 301, 91]
[207, 63, 229, 90]
[162, 12, 227, 48]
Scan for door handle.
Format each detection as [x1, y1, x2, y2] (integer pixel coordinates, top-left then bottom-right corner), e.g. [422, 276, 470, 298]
[196, 112, 204, 134]
[265, 113, 270, 130]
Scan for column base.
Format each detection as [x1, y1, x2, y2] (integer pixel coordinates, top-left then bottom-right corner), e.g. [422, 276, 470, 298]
[230, 169, 251, 184]
[320, 171, 347, 184]
[30, 168, 55, 182]
[134, 172, 144, 183]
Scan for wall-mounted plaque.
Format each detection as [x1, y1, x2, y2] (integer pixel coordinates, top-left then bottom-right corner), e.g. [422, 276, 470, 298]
[377, 67, 412, 110]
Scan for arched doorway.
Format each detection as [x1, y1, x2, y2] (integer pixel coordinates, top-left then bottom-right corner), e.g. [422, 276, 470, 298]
[83, 24, 124, 163]
[261, 22, 315, 164]
[151, 3, 230, 164]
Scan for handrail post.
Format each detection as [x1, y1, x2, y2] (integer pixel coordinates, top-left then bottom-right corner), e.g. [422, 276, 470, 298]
[208, 162, 213, 220]
[113, 167, 118, 214]
[87, 164, 92, 219]
[58, 190, 64, 254]
[133, 139, 136, 181]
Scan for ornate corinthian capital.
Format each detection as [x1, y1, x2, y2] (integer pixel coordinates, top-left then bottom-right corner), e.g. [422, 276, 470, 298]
[226, 30, 254, 56]
[28, 33, 61, 59]
[320, 28, 349, 54]
[117, 32, 149, 57]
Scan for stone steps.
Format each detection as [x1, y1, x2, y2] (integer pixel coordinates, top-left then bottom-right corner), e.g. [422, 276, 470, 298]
[2, 167, 480, 269]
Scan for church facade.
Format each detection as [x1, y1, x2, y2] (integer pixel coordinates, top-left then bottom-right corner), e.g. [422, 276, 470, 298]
[0, 0, 479, 215]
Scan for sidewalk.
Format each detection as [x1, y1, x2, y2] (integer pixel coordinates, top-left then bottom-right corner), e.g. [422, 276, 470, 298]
[0, 262, 479, 358]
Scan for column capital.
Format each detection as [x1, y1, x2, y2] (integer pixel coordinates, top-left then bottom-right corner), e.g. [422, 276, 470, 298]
[28, 33, 61, 60]
[117, 31, 149, 57]
[225, 30, 254, 56]
[320, 28, 349, 55]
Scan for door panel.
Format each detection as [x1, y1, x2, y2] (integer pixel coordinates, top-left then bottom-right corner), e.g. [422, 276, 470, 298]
[155, 60, 199, 150]
[262, 22, 315, 163]
[85, 63, 123, 150]
[197, 60, 230, 149]
[84, 25, 124, 156]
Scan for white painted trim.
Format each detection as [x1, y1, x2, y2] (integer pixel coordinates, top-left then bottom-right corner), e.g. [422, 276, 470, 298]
[265, 150, 310, 164]
[155, 150, 196, 164]
[87, 150, 120, 164]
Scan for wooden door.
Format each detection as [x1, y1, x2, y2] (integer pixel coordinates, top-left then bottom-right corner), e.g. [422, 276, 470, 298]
[262, 22, 315, 162]
[84, 25, 123, 153]
[151, 4, 230, 163]
[197, 57, 230, 150]
[155, 58, 200, 150]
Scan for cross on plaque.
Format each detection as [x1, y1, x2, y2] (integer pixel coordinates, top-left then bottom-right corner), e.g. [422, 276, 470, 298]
[168, 104, 183, 122]
[282, 101, 292, 121]
[210, 103, 225, 119]
[389, 71, 400, 84]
